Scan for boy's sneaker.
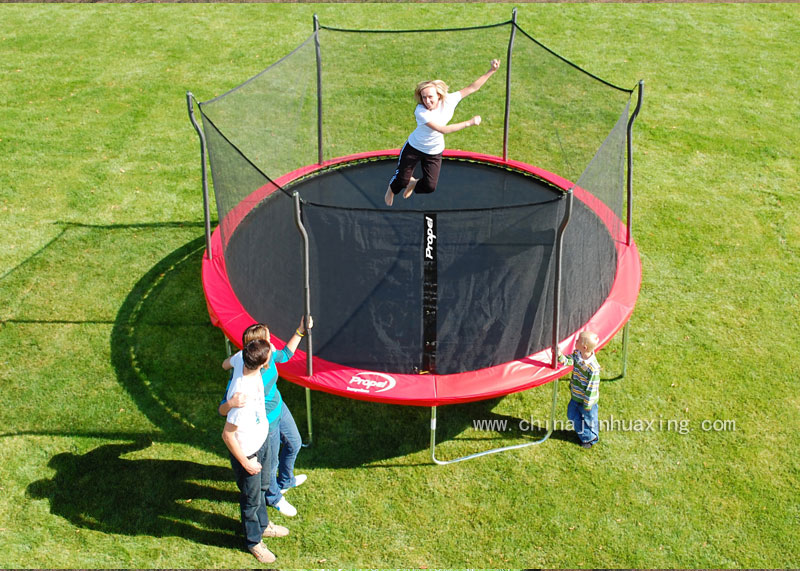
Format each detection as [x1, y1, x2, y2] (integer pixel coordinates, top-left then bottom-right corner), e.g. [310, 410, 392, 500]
[275, 496, 297, 517]
[262, 521, 289, 538]
[248, 541, 276, 564]
[281, 473, 307, 494]
[580, 439, 598, 449]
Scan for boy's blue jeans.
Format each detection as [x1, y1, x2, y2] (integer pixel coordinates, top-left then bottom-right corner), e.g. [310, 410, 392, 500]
[264, 402, 303, 507]
[230, 436, 270, 548]
[567, 399, 599, 444]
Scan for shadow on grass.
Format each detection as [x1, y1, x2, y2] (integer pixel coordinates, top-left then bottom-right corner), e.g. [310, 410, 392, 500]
[281, 385, 579, 467]
[0, 221, 205, 284]
[111, 235, 563, 468]
[26, 437, 238, 548]
[109, 234, 226, 454]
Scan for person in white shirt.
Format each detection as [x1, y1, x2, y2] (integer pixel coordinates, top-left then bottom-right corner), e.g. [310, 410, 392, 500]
[222, 338, 289, 564]
[384, 59, 501, 207]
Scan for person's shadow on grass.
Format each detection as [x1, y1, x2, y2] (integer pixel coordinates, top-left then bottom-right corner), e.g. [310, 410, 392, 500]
[26, 437, 239, 548]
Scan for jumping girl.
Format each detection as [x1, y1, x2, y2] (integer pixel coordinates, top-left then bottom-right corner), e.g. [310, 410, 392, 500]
[384, 58, 501, 206]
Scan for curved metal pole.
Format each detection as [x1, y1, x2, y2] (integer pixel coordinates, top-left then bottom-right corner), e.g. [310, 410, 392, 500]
[620, 80, 643, 377]
[552, 189, 574, 368]
[186, 91, 212, 259]
[502, 8, 517, 161]
[293, 192, 314, 446]
[625, 80, 644, 246]
[430, 378, 560, 465]
[313, 14, 324, 166]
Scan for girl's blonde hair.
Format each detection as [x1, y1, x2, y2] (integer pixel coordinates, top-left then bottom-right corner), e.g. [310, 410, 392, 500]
[414, 79, 449, 106]
[242, 323, 270, 346]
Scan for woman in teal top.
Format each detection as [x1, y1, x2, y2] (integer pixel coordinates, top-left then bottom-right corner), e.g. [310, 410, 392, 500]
[219, 317, 310, 515]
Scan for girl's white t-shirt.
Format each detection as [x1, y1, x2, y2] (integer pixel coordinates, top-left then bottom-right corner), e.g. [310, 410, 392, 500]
[407, 91, 463, 155]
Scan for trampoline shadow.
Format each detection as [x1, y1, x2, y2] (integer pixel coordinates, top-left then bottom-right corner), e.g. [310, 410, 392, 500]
[111, 236, 498, 467]
[26, 437, 239, 548]
[110, 235, 231, 455]
[280, 385, 572, 468]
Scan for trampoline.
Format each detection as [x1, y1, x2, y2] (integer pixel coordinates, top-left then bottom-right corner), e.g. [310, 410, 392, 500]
[188, 12, 643, 463]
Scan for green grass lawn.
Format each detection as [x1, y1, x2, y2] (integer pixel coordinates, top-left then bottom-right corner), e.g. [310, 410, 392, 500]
[1, 3, 798, 568]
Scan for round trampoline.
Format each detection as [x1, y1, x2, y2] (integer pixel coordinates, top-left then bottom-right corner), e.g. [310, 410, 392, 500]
[188, 12, 643, 461]
[201, 149, 641, 406]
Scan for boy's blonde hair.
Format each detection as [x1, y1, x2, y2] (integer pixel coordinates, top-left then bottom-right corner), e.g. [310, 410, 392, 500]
[242, 323, 269, 346]
[578, 331, 599, 352]
[414, 79, 449, 106]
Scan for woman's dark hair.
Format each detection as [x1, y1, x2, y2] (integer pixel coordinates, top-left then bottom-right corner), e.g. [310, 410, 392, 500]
[243, 338, 271, 369]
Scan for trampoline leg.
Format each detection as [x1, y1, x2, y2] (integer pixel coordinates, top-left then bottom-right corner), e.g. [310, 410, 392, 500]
[429, 406, 439, 464]
[430, 380, 560, 465]
[620, 321, 631, 380]
[302, 386, 313, 448]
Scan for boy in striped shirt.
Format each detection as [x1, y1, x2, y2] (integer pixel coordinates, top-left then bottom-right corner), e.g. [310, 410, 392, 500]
[557, 331, 601, 448]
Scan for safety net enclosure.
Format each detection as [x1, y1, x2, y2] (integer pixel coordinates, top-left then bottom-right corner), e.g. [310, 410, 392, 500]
[190, 13, 643, 408]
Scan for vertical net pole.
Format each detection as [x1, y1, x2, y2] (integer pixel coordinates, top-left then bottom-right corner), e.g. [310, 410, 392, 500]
[303, 387, 313, 447]
[621, 81, 643, 380]
[186, 92, 212, 259]
[313, 15, 324, 166]
[502, 8, 517, 162]
[552, 189, 574, 368]
[626, 80, 644, 246]
[293, 193, 313, 376]
[293, 192, 314, 446]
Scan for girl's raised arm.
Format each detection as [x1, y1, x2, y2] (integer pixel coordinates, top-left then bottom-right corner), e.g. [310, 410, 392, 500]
[458, 59, 501, 99]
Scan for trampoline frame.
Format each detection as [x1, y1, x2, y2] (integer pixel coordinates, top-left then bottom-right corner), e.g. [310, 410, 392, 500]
[187, 11, 645, 464]
[195, 148, 642, 464]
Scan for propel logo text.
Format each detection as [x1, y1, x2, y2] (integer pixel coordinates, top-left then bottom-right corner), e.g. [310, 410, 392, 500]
[347, 372, 397, 394]
[425, 215, 436, 260]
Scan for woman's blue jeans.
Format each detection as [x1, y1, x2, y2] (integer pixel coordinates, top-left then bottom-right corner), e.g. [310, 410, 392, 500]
[264, 402, 303, 506]
[277, 402, 302, 490]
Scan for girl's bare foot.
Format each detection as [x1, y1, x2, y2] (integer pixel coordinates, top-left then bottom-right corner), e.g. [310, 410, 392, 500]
[384, 186, 394, 206]
[403, 177, 418, 199]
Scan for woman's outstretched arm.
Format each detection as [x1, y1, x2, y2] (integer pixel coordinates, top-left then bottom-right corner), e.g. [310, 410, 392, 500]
[458, 59, 501, 99]
[424, 115, 482, 135]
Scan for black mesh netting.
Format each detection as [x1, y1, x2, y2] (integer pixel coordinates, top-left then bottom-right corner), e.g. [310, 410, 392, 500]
[223, 158, 617, 374]
[196, 18, 636, 374]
